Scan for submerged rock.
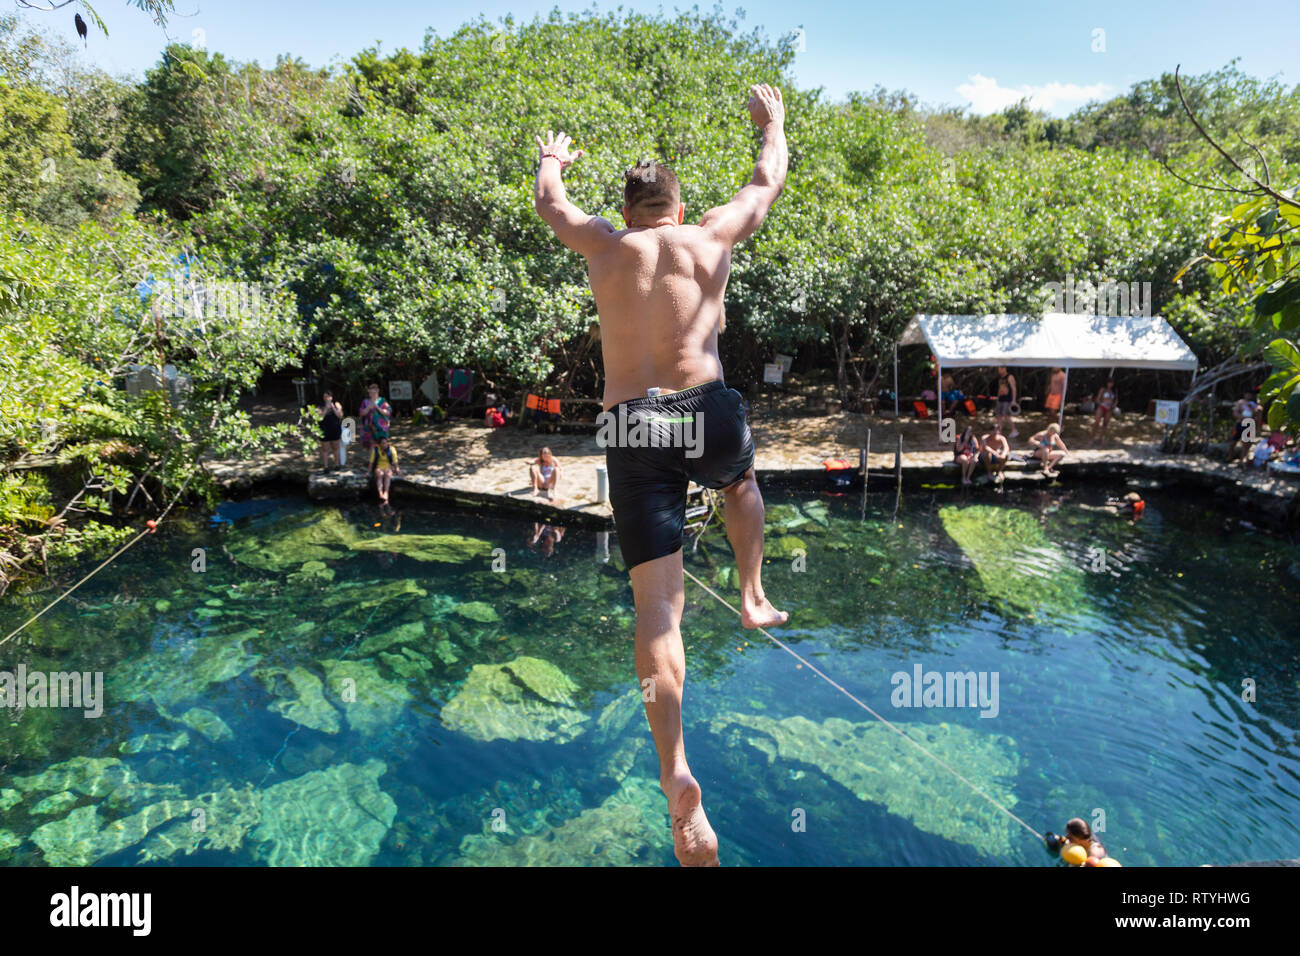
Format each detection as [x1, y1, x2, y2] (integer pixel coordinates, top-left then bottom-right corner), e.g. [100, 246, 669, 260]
[765, 536, 807, 560]
[174, 706, 234, 743]
[227, 508, 360, 572]
[592, 689, 643, 745]
[709, 712, 1021, 855]
[265, 667, 341, 734]
[120, 731, 191, 755]
[454, 601, 500, 623]
[379, 649, 433, 680]
[12, 756, 135, 797]
[110, 627, 261, 711]
[0, 828, 18, 857]
[251, 760, 396, 867]
[321, 659, 412, 737]
[358, 620, 427, 656]
[319, 578, 428, 612]
[440, 657, 588, 743]
[351, 533, 493, 564]
[938, 505, 1085, 617]
[31, 791, 79, 815]
[138, 784, 261, 863]
[504, 656, 578, 706]
[0, 788, 21, 812]
[454, 776, 669, 866]
[30, 799, 191, 867]
[765, 503, 810, 532]
[287, 560, 335, 587]
[800, 499, 831, 527]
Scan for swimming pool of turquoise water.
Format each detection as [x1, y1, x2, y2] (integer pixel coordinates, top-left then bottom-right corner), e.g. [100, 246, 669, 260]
[1, 481, 1297, 866]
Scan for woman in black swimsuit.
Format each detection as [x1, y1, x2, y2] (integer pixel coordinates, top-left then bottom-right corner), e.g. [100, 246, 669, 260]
[318, 390, 344, 472]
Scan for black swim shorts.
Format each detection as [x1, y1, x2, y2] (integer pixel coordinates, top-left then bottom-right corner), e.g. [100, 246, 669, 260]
[604, 380, 754, 570]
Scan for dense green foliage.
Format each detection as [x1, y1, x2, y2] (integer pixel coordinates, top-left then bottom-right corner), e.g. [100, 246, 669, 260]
[1, 7, 1297, 586]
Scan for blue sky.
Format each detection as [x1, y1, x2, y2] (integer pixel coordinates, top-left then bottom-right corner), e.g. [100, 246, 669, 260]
[17, 0, 1295, 115]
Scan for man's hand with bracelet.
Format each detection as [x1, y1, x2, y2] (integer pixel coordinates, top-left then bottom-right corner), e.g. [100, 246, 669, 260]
[536, 129, 584, 171]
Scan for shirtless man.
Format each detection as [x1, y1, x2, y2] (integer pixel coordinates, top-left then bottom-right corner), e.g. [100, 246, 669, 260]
[980, 422, 1010, 482]
[534, 83, 790, 867]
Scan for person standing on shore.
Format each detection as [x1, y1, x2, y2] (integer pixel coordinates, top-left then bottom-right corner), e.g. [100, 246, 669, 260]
[318, 390, 343, 472]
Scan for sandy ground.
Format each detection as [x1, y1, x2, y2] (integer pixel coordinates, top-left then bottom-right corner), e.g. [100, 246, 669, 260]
[206, 388, 1296, 517]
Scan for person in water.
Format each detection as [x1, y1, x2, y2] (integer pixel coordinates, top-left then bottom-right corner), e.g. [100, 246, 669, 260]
[994, 365, 1018, 439]
[368, 435, 400, 506]
[1028, 422, 1067, 477]
[1091, 379, 1118, 444]
[1063, 817, 1108, 861]
[318, 390, 344, 472]
[953, 425, 980, 485]
[534, 83, 789, 866]
[528, 447, 562, 499]
[1117, 491, 1145, 517]
[980, 422, 1010, 482]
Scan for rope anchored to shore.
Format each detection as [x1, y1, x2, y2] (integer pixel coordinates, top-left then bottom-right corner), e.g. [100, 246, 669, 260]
[0, 475, 193, 651]
[681, 566, 1044, 845]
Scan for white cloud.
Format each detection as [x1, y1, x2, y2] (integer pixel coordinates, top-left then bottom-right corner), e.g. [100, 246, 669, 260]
[956, 73, 1112, 116]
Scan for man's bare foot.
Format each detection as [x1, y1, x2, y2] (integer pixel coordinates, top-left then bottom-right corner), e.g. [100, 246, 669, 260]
[740, 592, 789, 630]
[662, 772, 719, 866]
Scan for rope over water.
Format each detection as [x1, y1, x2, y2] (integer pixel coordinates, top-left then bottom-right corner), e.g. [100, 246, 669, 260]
[681, 566, 1044, 844]
[0, 473, 195, 650]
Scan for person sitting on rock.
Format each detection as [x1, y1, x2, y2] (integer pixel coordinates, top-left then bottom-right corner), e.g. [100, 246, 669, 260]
[528, 447, 562, 499]
[369, 436, 401, 506]
[980, 422, 1010, 482]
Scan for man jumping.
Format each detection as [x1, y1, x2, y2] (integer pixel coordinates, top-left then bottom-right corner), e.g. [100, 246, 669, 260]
[535, 83, 790, 866]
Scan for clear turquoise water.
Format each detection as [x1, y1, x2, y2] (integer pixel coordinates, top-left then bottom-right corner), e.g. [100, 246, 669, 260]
[1, 482, 1297, 866]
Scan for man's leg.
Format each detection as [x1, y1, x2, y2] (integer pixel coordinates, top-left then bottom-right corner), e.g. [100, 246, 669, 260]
[721, 467, 789, 630]
[628, 549, 719, 867]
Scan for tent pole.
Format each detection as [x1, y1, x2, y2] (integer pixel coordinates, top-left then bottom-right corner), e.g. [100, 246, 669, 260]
[1059, 367, 1068, 429]
[893, 343, 899, 420]
[936, 359, 943, 440]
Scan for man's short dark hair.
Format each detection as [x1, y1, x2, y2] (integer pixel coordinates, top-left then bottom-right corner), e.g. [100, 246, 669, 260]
[624, 161, 680, 216]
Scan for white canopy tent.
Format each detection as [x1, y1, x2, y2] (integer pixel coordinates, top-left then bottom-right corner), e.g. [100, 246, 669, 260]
[893, 314, 1199, 434]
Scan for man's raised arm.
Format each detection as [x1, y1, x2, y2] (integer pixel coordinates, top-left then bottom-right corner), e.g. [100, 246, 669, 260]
[534, 130, 615, 257]
[700, 84, 788, 247]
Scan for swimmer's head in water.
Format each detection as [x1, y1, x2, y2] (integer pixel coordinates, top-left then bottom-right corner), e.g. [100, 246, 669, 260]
[623, 160, 682, 225]
[1065, 817, 1091, 841]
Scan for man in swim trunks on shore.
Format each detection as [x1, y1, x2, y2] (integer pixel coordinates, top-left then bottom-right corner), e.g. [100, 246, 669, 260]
[534, 83, 790, 866]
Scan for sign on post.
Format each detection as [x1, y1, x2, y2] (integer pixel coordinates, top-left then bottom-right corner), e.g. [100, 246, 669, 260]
[763, 363, 784, 385]
[1154, 400, 1180, 425]
[389, 381, 413, 401]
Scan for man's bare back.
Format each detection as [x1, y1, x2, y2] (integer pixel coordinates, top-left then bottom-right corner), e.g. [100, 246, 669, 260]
[534, 84, 787, 409]
[533, 85, 788, 867]
[586, 225, 729, 408]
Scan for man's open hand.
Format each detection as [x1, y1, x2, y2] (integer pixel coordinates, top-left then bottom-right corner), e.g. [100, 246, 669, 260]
[536, 130, 584, 170]
[747, 83, 785, 129]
